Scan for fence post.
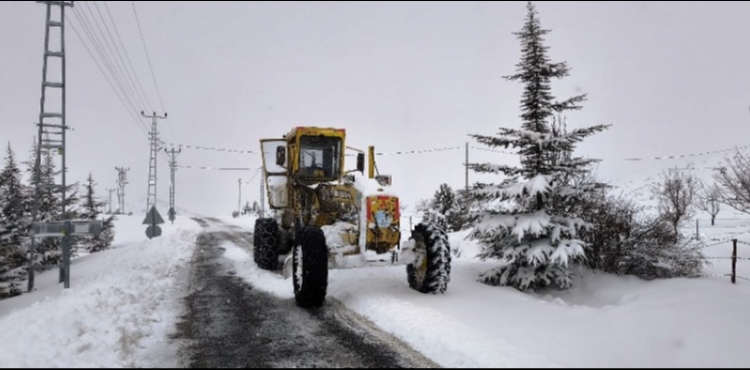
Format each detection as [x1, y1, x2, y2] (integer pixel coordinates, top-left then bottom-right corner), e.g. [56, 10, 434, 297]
[696, 219, 700, 239]
[732, 239, 738, 284]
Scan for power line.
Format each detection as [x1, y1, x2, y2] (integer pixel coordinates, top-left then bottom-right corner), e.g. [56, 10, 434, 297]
[71, 5, 147, 134]
[376, 146, 463, 156]
[160, 141, 257, 154]
[131, 1, 178, 143]
[622, 144, 750, 161]
[104, 0, 154, 113]
[94, 0, 152, 111]
[178, 165, 259, 171]
[91, 0, 147, 111]
[244, 167, 263, 184]
[470, 146, 516, 155]
[79, 2, 142, 115]
[66, 11, 148, 136]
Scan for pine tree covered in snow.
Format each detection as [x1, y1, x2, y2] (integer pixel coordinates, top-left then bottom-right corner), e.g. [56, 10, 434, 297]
[466, 1, 609, 290]
[23, 138, 58, 222]
[79, 173, 104, 220]
[428, 183, 464, 232]
[89, 214, 116, 253]
[23, 140, 58, 263]
[77, 173, 115, 253]
[0, 143, 29, 277]
[0, 144, 28, 249]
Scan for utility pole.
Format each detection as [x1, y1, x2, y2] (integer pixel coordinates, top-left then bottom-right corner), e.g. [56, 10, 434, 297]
[238, 178, 242, 215]
[142, 111, 167, 212]
[165, 147, 181, 224]
[28, 0, 74, 292]
[106, 188, 116, 214]
[115, 166, 129, 214]
[465, 142, 469, 191]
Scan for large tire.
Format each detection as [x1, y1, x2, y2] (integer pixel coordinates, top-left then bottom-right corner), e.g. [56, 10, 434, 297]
[407, 222, 451, 294]
[292, 226, 329, 308]
[254, 218, 280, 270]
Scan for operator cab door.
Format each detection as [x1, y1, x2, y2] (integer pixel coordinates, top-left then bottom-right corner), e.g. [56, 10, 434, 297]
[260, 139, 288, 209]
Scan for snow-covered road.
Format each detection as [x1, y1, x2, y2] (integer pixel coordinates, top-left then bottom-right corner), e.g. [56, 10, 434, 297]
[173, 217, 439, 368]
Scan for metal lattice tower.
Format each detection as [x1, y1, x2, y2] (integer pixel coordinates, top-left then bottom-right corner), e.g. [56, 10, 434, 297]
[115, 166, 129, 214]
[142, 111, 167, 212]
[165, 147, 181, 223]
[29, 0, 74, 292]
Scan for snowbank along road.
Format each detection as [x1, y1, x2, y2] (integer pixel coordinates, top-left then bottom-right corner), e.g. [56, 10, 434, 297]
[172, 217, 440, 368]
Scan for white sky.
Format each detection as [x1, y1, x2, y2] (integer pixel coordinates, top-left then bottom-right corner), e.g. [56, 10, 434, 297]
[2, 1, 750, 216]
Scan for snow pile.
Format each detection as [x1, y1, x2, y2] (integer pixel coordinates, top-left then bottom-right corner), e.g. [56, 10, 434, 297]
[0, 216, 200, 367]
[350, 172, 398, 198]
[221, 240, 294, 299]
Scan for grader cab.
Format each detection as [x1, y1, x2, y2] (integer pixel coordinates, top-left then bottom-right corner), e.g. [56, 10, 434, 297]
[254, 126, 451, 308]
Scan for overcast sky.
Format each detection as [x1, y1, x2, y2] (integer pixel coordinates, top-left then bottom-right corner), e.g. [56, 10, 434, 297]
[3, 1, 750, 217]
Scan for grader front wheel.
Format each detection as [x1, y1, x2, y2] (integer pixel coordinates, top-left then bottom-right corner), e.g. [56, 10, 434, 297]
[292, 226, 329, 308]
[407, 222, 451, 294]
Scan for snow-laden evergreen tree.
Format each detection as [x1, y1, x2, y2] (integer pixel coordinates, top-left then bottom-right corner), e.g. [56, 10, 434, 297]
[0, 143, 29, 277]
[77, 173, 115, 253]
[20, 138, 81, 264]
[466, 1, 609, 290]
[23, 138, 58, 222]
[428, 183, 463, 232]
[0, 143, 28, 250]
[89, 213, 116, 253]
[79, 173, 104, 220]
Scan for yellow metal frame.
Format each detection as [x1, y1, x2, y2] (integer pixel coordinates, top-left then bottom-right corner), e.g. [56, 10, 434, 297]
[258, 126, 400, 257]
[285, 126, 346, 181]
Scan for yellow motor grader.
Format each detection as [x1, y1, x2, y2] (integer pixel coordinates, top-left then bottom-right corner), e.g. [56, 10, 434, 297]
[254, 126, 451, 308]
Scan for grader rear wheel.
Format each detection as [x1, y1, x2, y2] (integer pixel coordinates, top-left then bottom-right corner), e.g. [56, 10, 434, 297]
[254, 218, 280, 270]
[407, 222, 451, 294]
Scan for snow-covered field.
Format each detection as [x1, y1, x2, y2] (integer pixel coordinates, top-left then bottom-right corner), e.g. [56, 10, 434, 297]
[222, 214, 750, 368]
[2, 210, 750, 367]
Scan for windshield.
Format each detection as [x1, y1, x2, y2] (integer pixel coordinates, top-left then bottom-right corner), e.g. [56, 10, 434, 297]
[299, 135, 342, 179]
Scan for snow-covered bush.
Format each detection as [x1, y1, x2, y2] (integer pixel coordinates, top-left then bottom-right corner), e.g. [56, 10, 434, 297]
[575, 188, 707, 280]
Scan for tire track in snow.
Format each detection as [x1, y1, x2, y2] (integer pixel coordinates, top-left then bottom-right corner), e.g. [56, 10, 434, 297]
[173, 218, 439, 368]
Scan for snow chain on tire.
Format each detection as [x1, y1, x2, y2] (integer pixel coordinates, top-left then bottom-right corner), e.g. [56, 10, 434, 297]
[407, 222, 451, 294]
[254, 218, 280, 270]
[292, 226, 329, 308]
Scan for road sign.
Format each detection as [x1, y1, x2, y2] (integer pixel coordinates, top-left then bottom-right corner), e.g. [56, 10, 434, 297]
[30, 219, 103, 290]
[142, 206, 165, 225]
[146, 225, 162, 239]
[31, 220, 103, 238]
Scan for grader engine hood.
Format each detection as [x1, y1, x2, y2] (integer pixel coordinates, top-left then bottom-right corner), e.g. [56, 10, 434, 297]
[364, 195, 401, 254]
